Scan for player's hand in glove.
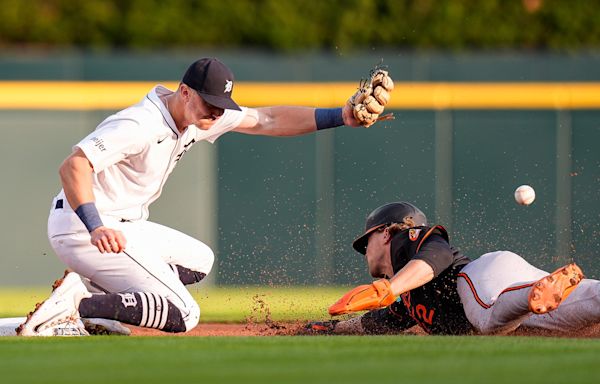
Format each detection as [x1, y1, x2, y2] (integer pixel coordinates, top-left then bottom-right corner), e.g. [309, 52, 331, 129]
[303, 320, 339, 335]
[346, 65, 395, 127]
[329, 279, 396, 316]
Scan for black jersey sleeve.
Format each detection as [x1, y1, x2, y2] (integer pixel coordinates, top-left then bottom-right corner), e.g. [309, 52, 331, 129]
[360, 301, 417, 334]
[413, 234, 454, 277]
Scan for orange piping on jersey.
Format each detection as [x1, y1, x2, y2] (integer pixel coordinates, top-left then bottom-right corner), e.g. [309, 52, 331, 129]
[499, 283, 534, 293]
[457, 273, 491, 309]
[415, 225, 445, 253]
[457, 272, 534, 309]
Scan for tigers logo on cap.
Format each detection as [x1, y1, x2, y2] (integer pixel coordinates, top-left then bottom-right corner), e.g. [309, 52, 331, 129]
[182, 58, 241, 111]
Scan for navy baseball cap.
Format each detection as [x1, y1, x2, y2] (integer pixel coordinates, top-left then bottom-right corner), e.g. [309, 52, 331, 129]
[182, 58, 241, 111]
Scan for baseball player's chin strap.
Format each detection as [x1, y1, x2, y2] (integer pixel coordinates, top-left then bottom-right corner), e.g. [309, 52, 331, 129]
[79, 293, 186, 332]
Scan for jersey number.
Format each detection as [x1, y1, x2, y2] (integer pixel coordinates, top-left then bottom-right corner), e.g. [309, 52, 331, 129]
[415, 304, 435, 325]
[401, 292, 435, 326]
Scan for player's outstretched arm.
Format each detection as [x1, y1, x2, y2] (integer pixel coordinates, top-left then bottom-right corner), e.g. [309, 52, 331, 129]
[328, 260, 434, 316]
[388, 259, 435, 296]
[328, 279, 397, 315]
[232, 64, 395, 136]
[59, 148, 126, 253]
[305, 303, 417, 335]
[232, 104, 360, 137]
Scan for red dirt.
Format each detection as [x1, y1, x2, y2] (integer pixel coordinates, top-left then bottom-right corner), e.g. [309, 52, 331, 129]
[128, 290, 600, 337]
[129, 321, 305, 336]
[128, 322, 600, 337]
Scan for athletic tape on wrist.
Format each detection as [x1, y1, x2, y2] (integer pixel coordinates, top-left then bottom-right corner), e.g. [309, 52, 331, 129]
[315, 108, 344, 130]
[75, 202, 104, 233]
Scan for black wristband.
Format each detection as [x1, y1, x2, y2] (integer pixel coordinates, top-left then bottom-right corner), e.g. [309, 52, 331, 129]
[315, 108, 344, 130]
[75, 202, 104, 233]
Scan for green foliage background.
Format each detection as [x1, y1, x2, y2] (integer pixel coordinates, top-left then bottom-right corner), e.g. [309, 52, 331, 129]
[1, 0, 599, 51]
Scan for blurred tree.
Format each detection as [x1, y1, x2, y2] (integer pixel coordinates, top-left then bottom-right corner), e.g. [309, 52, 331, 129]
[0, 0, 598, 51]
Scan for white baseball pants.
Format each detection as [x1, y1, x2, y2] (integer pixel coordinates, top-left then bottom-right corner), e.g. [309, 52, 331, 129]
[47, 198, 214, 331]
[457, 251, 600, 335]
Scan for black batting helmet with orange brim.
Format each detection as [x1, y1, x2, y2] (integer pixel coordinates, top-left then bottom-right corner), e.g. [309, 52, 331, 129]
[352, 202, 428, 254]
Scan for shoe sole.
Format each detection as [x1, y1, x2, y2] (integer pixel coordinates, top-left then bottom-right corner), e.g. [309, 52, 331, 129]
[16, 270, 75, 335]
[82, 319, 131, 336]
[528, 263, 584, 314]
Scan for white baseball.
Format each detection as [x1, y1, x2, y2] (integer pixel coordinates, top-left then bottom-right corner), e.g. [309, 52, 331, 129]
[514, 185, 536, 205]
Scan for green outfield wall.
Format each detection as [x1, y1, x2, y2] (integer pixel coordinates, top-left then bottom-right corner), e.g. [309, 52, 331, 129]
[0, 52, 599, 286]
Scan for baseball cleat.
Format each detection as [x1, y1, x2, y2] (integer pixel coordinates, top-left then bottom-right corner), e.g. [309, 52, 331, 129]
[31, 318, 90, 337]
[17, 271, 92, 336]
[528, 263, 584, 314]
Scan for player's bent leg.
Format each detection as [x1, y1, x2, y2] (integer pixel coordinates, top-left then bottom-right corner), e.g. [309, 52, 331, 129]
[169, 264, 207, 285]
[82, 259, 200, 332]
[78, 292, 195, 332]
[521, 278, 600, 333]
[49, 220, 201, 333]
[457, 275, 531, 334]
[527, 263, 584, 314]
[457, 251, 550, 334]
[136, 220, 215, 276]
[139, 220, 214, 286]
[480, 287, 533, 334]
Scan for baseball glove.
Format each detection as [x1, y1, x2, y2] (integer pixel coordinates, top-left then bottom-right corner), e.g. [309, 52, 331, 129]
[347, 65, 395, 127]
[329, 279, 396, 316]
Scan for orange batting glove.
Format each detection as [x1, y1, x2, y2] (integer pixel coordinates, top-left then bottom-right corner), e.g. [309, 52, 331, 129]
[328, 279, 397, 316]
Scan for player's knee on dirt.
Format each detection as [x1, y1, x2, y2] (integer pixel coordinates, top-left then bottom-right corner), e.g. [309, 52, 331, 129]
[151, 294, 199, 333]
[181, 300, 200, 332]
[161, 300, 188, 333]
[79, 292, 195, 333]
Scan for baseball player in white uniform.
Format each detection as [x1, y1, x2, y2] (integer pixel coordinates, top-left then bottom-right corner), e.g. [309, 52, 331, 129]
[18, 58, 387, 336]
[306, 202, 600, 336]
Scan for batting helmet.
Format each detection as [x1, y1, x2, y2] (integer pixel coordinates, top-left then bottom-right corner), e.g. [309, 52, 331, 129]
[352, 202, 428, 254]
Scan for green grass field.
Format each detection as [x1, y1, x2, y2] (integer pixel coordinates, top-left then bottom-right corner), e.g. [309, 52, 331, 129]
[0, 285, 348, 322]
[1, 287, 599, 384]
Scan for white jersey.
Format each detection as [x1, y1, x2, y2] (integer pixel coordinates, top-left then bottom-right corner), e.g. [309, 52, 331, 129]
[54, 85, 246, 221]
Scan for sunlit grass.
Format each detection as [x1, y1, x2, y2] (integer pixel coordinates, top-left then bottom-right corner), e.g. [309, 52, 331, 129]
[0, 285, 349, 322]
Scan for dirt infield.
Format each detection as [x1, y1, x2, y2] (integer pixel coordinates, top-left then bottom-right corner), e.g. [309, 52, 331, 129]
[129, 322, 600, 337]
[129, 322, 305, 336]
